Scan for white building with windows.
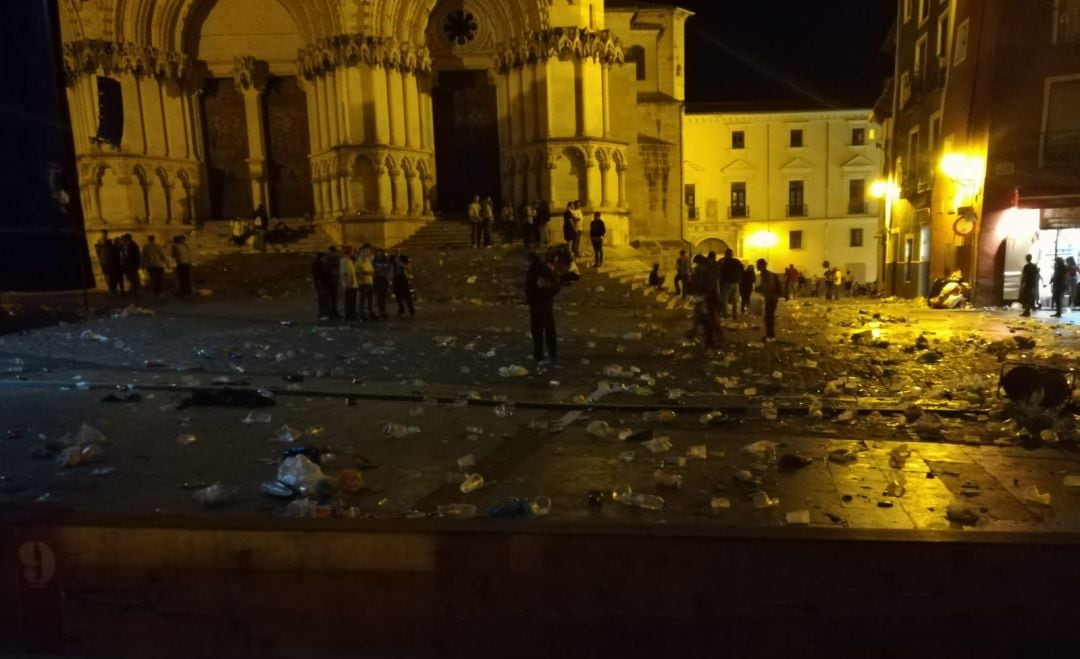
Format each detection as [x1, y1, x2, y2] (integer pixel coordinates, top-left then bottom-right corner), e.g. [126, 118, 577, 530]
[682, 107, 883, 284]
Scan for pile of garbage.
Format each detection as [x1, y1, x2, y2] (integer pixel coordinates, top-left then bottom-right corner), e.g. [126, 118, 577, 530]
[928, 271, 972, 309]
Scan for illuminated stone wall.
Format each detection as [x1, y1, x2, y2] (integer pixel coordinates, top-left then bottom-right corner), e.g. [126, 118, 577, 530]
[684, 110, 883, 283]
[56, 0, 698, 255]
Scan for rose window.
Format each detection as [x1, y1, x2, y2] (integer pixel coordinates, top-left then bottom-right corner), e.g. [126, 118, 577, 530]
[443, 9, 478, 46]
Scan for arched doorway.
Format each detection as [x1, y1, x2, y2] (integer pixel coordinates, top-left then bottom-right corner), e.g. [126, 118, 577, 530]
[697, 238, 730, 256]
[187, 0, 314, 221]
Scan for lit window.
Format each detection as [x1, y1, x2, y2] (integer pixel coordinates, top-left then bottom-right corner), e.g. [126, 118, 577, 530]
[790, 129, 803, 148]
[852, 127, 866, 146]
[730, 182, 747, 218]
[954, 19, 970, 66]
[789, 230, 803, 250]
[731, 130, 746, 149]
[850, 228, 864, 247]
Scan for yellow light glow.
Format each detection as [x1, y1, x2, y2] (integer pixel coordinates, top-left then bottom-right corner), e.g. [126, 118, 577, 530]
[747, 230, 778, 249]
[940, 153, 986, 182]
[870, 180, 889, 198]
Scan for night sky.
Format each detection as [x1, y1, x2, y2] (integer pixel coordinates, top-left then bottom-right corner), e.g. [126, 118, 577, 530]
[645, 0, 896, 108]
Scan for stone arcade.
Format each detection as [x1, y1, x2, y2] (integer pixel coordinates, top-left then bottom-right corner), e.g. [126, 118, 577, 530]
[59, 0, 691, 256]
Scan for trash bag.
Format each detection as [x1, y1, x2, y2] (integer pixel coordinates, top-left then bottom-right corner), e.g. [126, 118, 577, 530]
[277, 455, 326, 494]
[1001, 365, 1071, 407]
[194, 482, 239, 508]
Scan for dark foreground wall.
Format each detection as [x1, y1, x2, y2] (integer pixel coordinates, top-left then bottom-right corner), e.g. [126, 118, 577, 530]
[0, 1, 92, 292]
[3, 512, 1079, 657]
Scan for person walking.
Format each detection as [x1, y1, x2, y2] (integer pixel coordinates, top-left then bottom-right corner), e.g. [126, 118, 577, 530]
[673, 250, 691, 297]
[689, 254, 720, 348]
[119, 234, 141, 295]
[468, 195, 483, 248]
[718, 249, 743, 318]
[252, 203, 269, 252]
[755, 259, 786, 341]
[340, 246, 359, 321]
[373, 249, 392, 319]
[356, 245, 376, 321]
[1019, 254, 1039, 317]
[1051, 256, 1067, 317]
[393, 253, 415, 317]
[142, 234, 168, 298]
[481, 197, 495, 247]
[170, 235, 193, 296]
[589, 212, 606, 267]
[95, 230, 122, 295]
[740, 264, 756, 315]
[525, 251, 561, 362]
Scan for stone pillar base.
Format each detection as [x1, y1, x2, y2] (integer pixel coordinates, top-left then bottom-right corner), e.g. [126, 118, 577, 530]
[316, 215, 434, 250]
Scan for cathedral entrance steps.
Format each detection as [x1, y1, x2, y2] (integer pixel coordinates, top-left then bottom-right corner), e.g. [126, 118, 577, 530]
[185, 220, 329, 260]
[400, 217, 473, 250]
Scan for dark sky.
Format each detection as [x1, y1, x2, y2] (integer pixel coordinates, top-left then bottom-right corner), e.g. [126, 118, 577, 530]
[644, 0, 895, 108]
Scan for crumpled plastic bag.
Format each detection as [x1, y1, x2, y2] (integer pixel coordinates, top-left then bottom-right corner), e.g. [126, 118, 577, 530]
[277, 455, 326, 494]
[740, 440, 778, 462]
[642, 436, 673, 454]
[498, 365, 529, 378]
[194, 482, 239, 508]
[586, 420, 612, 439]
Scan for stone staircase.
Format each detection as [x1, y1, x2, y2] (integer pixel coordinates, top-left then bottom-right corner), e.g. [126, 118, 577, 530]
[401, 216, 473, 250]
[594, 245, 692, 311]
[186, 220, 328, 262]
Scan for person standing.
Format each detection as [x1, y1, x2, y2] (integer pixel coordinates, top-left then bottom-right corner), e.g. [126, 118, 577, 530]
[1051, 257, 1067, 317]
[95, 230, 122, 295]
[570, 201, 584, 258]
[673, 250, 691, 297]
[356, 245, 376, 321]
[521, 201, 536, 248]
[785, 264, 799, 299]
[481, 197, 495, 247]
[340, 246, 359, 321]
[312, 252, 330, 320]
[323, 246, 342, 319]
[1019, 254, 1039, 317]
[822, 261, 836, 300]
[740, 264, 756, 315]
[536, 200, 551, 246]
[142, 234, 167, 298]
[500, 200, 515, 244]
[1067, 256, 1078, 309]
[589, 212, 606, 267]
[755, 259, 786, 341]
[468, 195, 483, 248]
[171, 235, 193, 296]
[718, 249, 743, 319]
[525, 251, 561, 362]
[689, 254, 719, 348]
[393, 253, 415, 317]
[119, 234, 141, 295]
[562, 202, 576, 254]
[373, 249, 392, 319]
[252, 203, 269, 253]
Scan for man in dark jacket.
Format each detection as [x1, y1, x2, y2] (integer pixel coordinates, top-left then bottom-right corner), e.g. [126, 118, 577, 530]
[719, 249, 743, 318]
[95, 230, 122, 295]
[119, 234, 141, 295]
[312, 252, 330, 319]
[589, 212, 606, 267]
[525, 251, 562, 362]
[322, 247, 341, 319]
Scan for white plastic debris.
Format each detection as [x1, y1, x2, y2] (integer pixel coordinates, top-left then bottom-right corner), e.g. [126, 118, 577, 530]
[586, 420, 612, 439]
[498, 365, 529, 378]
[641, 436, 673, 454]
[277, 455, 325, 494]
[740, 440, 778, 462]
[242, 412, 272, 424]
[710, 497, 732, 510]
[785, 509, 811, 525]
[1022, 485, 1052, 506]
[753, 492, 779, 509]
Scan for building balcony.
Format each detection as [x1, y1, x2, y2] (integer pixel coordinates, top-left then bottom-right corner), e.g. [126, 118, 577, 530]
[786, 204, 807, 217]
[1043, 131, 1080, 169]
[848, 202, 869, 215]
[728, 205, 749, 219]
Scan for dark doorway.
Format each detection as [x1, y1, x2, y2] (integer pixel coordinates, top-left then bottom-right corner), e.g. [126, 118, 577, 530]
[264, 76, 314, 218]
[201, 77, 251, 220]
[432, 70, 501, 213]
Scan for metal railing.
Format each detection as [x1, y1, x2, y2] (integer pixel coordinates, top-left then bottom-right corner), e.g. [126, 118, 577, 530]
[728, 205, 749, 219]
[786, 204, 807, 217]
[847, 202, 868, 215]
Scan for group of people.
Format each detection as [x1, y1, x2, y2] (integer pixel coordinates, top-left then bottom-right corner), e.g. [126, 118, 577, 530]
[311, 245, 414, 322]
[674, 249, 786, 346]
[1022, 254, 1080, 318]
[467, 196, 608, 266]
[95, 230, 193, 298]
[231, 203, 293, 251]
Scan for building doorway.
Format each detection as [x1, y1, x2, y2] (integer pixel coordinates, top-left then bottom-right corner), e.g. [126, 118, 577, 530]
[201, 77, 251, 220]
[264, 75, 314, 219]
[432, 70, 501, 214]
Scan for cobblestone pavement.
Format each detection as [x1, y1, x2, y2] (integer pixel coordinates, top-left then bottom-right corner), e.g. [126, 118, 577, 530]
[3, 244, 1080, 533]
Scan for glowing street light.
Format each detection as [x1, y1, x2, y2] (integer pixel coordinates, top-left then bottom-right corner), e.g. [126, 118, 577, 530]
[747, 230, 778, 249]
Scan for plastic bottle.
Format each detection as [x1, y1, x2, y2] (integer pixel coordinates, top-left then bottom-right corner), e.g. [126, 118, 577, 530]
[531, 496, 552, 516]
[631, 493, 665, 510]
[460, 473, 484, 493]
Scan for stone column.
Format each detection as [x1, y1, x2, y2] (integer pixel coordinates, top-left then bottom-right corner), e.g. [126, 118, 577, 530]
[599, 162, 612, 208]
[585, 159, 602, 210]
[234, 56, 270, 216]
[406, 170, 423, 214]
[601, 64, 611, 138]
[421, 175, 433, 214]
[387, 68, 406, 147]
[404, 70, 421, 149]
[391, 168, 407, 215]
[524, 64, 538, 143]
[616, 164, 628, 208]
[376, 165, 392, 214]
